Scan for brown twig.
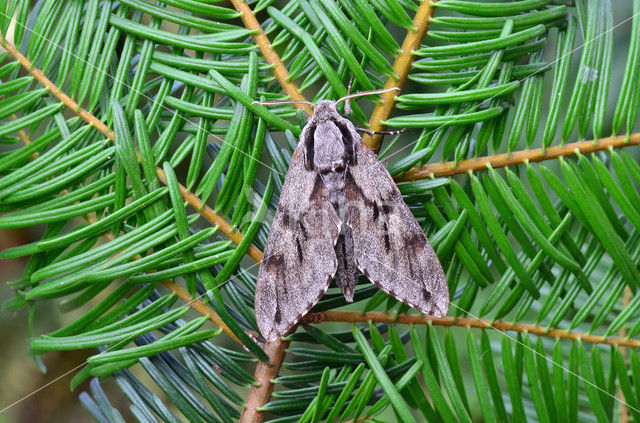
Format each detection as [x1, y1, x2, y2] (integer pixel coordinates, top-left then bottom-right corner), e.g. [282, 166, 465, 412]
[154, 167, 263, 262]
[162, 280, 241, 343]
[397, 132, 640, 181]
[241, 339, 289, 423]
[303, 311, 640, 348]
[229, 0, 313, 116]
[366, 0, 438, 151]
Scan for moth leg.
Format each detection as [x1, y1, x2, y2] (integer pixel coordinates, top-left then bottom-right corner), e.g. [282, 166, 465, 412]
[355, 127, 405, 136]
[344, 77, 354, 118]
[359, 140, 373, 152]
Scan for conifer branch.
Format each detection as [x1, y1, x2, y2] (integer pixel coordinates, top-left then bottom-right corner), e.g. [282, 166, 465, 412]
[304, 310, 640, 348]
[366, 0, 438, 150]
[161, 281, 241, 343]
[0, 34, 263, 262]
[229, 0, 313, 116]
[241, 339, 289, 423]
[397, 132, 640, 181]
[1, 35, 250, 344]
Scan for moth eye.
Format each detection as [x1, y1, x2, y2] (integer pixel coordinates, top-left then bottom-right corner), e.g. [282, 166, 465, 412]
[333, 163, 345, 172]
[319, 168, 331, 175]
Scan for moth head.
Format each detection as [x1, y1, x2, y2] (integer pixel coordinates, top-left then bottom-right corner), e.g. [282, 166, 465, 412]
[313, 100, 340, 119]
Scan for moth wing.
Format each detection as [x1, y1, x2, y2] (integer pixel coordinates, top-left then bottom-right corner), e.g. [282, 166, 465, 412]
[344, 141, 449, 317]
[255, 147, 341, 341]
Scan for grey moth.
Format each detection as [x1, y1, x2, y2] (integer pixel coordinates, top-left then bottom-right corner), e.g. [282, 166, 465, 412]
[254, 89, 449, 342]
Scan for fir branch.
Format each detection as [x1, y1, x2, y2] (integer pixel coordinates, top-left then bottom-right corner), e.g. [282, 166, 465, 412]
[1, 34, 254, 345]
[241, 339, 289, 423]
[155, 168, 263, 262]
[229, 0, 313, 116]
[366, 0, 439, 150]
[0, 35, 114, 138]
[397, 132, 640, 181]
[0, 34, 263, 262]
[161, 280, 241, 343]
[77, 214, 243, 344]
[303, 310, 640, 349]
[8, 121, 243, 344]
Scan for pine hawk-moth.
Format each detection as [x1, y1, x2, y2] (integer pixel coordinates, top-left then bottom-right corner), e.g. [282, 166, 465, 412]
[254, 88, 449, 342]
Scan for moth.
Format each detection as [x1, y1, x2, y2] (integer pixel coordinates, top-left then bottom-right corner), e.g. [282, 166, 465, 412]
[254, 87, 449, 342]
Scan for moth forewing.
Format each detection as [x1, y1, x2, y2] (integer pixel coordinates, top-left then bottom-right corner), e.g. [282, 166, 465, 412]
[254, 96, 448, 342]
[345, 140, 449, 317]
[254, 148, 341, 342]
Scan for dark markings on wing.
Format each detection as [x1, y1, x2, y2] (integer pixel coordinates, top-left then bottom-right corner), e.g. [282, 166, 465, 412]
[344, 141, 449, 317]
[303, 123, 316, 170]
[345, 171, 374, 208]
[255, 147, 341, 341]
[281, 207, 290, 228]
[383, 222, 390, 252]
[296, 238, 303, 263]
[299, 221, 308, 239]
[405, 231, 424, 250]
[274, 306, 281, 325]
[336, 120, 355, 165]
[422, 288, 431, 303]
[261, 252, 284, 269]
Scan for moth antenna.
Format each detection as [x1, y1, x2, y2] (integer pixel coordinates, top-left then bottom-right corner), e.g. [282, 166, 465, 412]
[334, 87, 400, 105]
[252, 99, 316, 107]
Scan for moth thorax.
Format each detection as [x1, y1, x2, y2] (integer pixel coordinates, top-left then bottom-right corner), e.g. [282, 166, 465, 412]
[313, 121, 347, 173]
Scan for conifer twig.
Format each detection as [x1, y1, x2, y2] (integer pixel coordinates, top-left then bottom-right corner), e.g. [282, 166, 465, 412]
[241, 339, 289, 423]
[303, 310, 640, 348]
[2, 35, 249, 343]
[366, 0, 439, 150]
[397, 132, 640, 181]
[0, 35, 263, 262]
[229, 0, 313, 116]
